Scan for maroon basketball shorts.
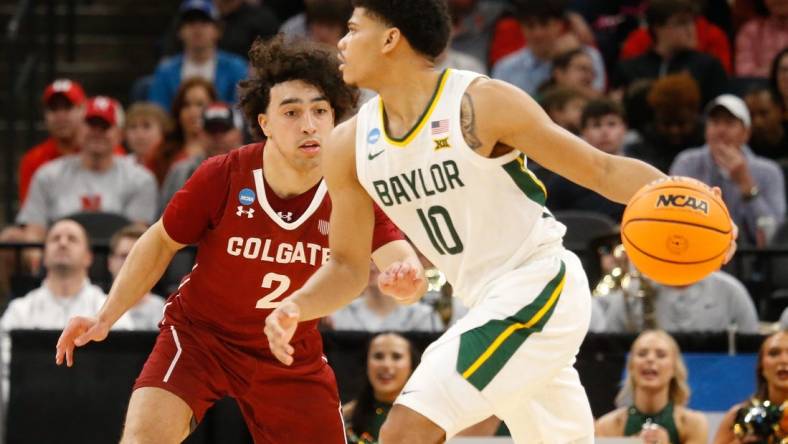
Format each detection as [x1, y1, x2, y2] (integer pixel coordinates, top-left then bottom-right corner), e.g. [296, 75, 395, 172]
[134, 323, 346, 443]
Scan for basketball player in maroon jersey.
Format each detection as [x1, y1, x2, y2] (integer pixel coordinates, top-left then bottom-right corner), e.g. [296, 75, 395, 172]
[55, 36, 427, 443]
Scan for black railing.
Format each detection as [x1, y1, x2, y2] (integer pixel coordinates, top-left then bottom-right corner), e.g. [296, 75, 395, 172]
[4, 330, 767, 443]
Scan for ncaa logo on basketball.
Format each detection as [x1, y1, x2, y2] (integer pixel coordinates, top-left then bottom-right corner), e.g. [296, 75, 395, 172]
[655, 194, 709, 214]
[367, 128, 381, 144]
[238, 188, 256, 206]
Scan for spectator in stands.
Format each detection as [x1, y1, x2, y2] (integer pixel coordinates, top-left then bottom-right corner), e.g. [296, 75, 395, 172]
[731, 0, 768, 32]
[556, 1, 645, 79]
[15, 97, 158, 243]
[713, 329, 788, 443]
[491, 0, 605, 96]
[160, 102, 244, 210]
[595, 330, 708, 443]
[18, 79, 86, 204]
[280, 0, 352, 46]
[771, 48, 788, 121]
[541, 48, 602, 98]
[329, 263, 444, 332]
[146, 77, 217, 185]
[343, 332, 421, 444]
[448, 0, 509, 69]
[627, 73, 705, 172]
[592, 269, 760, 334]
[107, 225, 165, 330]
[670, 94, 786, 246]
[619, 5, 733, 74]
[1, 220, 132, 398]
[744, 85, 788, 161]
[614, 0, 728, 106]
[735, 0, 788, 77]
[537, 99, 628, 220]
[148, 0, 247, 109]
[214, 0, 279, 59]
[489, 1, 597, 69]
[124, 102, 172, 165]
[539, 86, 588, 135]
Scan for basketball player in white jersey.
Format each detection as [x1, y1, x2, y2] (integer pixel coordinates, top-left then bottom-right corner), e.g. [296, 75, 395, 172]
[265, 1, 736, 442]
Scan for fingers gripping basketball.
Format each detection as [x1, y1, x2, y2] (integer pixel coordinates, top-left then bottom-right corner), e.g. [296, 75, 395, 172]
[621, 177, 734, 286]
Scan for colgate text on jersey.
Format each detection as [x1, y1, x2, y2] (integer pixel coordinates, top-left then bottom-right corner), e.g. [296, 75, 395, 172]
[227, 236, 330, 266]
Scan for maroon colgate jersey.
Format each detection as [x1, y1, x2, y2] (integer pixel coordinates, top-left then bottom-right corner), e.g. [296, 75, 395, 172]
[162, 143, 402, 353]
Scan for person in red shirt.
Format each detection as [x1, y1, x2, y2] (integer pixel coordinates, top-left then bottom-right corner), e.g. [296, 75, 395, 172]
[619, 15, 732, 74]
[55, 36, 427, 443]
[18, 79, 86, 203]
[17, 79, 128, 204]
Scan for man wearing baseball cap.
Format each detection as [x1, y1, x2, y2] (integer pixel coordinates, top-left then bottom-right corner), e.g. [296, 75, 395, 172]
[148, 0, 247, 109]
[15, 96, 158, 243]
[17, 79, 86, 204]
[159, 102, 243, 210]
[670, 94, 786, 245]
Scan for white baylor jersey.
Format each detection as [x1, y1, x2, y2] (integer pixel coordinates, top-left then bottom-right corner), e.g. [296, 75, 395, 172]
[355, 69, 566, 307]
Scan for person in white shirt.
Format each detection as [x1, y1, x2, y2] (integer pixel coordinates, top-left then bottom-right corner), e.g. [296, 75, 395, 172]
[330, 263, 444, 332]
[1, 219, 132, 401]
[108, 225, 166, 330]
[591, 270, 760, 334]
[15, 96, 158, 242]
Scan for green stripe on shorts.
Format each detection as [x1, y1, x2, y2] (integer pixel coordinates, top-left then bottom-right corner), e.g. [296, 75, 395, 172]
[456, 261, 566, 390]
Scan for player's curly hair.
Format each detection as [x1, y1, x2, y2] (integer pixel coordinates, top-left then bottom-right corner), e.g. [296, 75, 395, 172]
[238, 35, 359, 140]
[352, 0, 451, 59]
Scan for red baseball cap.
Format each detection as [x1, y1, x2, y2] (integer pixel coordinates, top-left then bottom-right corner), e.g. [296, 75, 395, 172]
[42, 79, 86, 106]
[85, 96, 122, 127]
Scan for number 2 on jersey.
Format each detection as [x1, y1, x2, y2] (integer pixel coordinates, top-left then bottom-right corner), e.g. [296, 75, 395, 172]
[256, 273, 291, 309]
[417, 206, 463, 255]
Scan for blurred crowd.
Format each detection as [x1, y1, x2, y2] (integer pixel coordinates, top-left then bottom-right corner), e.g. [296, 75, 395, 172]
[2, 0, 788, 442]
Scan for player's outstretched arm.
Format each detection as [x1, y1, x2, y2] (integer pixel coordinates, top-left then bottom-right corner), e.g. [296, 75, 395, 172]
[291, 117, 377, 318]
[265, 117, 377, 365]
[465, 78, 666, 204]
[55, 220, 184, 367]
[372, 240, 427, 305]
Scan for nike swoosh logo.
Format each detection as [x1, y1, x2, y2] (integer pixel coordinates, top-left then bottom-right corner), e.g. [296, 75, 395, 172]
[368, 149, 385, 160]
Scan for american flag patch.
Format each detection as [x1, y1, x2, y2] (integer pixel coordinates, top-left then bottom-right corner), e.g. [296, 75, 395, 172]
[318, 219, 330, 236]
[431, 119, 449, 135]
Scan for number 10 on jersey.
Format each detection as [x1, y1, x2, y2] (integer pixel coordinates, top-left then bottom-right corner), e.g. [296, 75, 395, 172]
[417, 206, 463, 255]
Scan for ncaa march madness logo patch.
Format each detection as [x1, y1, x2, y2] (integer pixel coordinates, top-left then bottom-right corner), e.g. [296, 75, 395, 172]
[238, 188, 256, 205]
[368, 128, 381, 144]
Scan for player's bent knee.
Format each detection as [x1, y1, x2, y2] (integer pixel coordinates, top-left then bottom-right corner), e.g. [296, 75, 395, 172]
[379, 405, 445, 444]
[120, 387, 192, 444]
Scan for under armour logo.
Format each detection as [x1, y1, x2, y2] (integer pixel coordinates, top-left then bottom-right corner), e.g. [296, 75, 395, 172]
[278, 211, 293, 222]
[236, 206, 255, 218]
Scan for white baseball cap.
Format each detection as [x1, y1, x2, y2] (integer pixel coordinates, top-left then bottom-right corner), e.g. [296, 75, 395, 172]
[705, 94, 751, 128]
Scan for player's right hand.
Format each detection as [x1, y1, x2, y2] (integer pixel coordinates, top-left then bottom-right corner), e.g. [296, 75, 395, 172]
[55, 316, 110, 367]
[264, 301, 300, 366]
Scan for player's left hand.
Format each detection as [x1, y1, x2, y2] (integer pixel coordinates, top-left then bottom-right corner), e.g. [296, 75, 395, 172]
[712, 186, 738, 264]
[378, 261, 427, 305]
[264, 300, 300, 366]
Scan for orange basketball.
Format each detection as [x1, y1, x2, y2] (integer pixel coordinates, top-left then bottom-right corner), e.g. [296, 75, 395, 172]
[621, 176, 734, 286]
